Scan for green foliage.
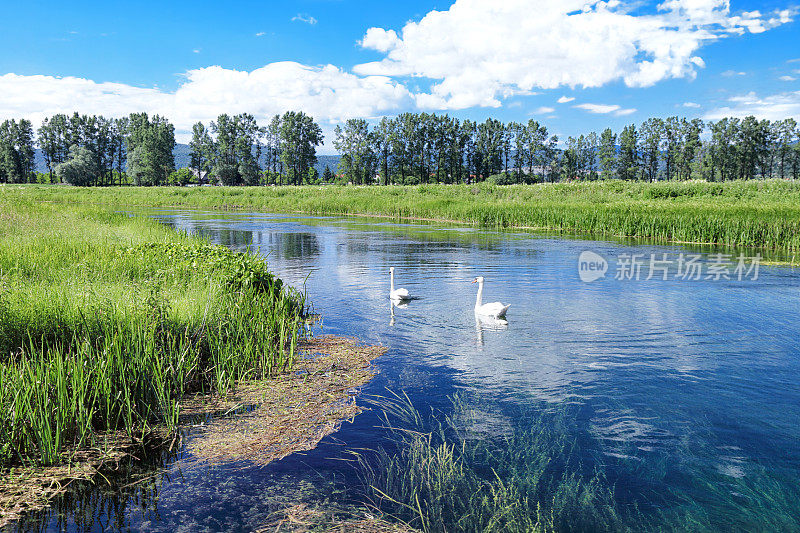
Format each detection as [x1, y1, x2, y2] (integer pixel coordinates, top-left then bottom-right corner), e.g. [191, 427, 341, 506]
[119, 242, 284, 297]
[168, 167, 197, 186]
[214, 163, 240, 186]
[0, 198, 305, 466]
[322, 165, 335, 183]
[0, 119, 35, 183]
[126, 112, 175, 186]
[55, 145, 99, 186]
[486, 172, 516, 185]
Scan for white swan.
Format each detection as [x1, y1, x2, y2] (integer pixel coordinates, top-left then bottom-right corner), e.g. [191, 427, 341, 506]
[472, 276, 510, 319]
[389, 267, 411, 300]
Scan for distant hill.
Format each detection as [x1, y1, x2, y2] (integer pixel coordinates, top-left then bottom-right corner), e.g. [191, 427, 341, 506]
[35, 144, 341, 179]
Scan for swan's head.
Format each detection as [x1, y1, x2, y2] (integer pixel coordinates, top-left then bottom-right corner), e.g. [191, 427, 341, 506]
[389, 267, 395, 273]
[472, 276, 485, 284]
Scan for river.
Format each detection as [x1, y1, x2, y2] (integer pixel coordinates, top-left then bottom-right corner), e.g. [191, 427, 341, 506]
[17, 211, 800, 532]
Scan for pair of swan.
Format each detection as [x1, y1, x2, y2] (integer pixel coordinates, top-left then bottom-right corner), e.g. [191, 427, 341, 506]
[389, 268, 510, 320]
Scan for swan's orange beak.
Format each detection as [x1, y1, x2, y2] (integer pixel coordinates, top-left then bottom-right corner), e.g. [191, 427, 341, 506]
[471, 278, 477, 283]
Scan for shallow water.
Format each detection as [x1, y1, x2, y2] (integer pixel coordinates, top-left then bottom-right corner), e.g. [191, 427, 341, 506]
[17, 211, 800, 532]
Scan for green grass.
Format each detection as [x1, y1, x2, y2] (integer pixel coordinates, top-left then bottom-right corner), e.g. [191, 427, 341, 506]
[4, 180, 800, 252]
[0, 197, 306, 466]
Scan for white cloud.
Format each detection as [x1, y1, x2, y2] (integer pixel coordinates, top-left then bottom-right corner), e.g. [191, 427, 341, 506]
[533, 106, 555, 114]
[0, 64, 412, 142]
[722, 70, 747, 77]
[255, 32, 266, 37]
[192, 49, 200, 54]
[705, 91, 800, 121]
[354, 0, 793, 110]
[574, 103, 636, 116]
[292, 13, 317, 25]
[682, 102, 701, 108]
[359, 28, 400, 53]
[779, 75, 796, 81]
[557, 96, 575, 104]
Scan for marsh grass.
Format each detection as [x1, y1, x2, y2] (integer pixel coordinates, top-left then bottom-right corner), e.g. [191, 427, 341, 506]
[0, 197, 306, 467]
[6, 180, 800, 252]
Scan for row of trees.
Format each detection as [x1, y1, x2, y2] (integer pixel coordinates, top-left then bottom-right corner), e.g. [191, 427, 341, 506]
[189, 111, 323, 186]
[36, 112, 175, 186]
[334, 114, 800, 184]
[1, 111, 798, 185]
[334, 114, 560, 185]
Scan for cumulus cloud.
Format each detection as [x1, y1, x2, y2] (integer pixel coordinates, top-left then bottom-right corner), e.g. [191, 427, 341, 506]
[0, 63, 412, 141]
[354, 0, 793, 110]
[682, 102, 701, 108]
[533, 106, 555, 114]
[557, 96, 575, 104]
[574, 103, 636, 116]
[705, 91, 800, 121]
[779, 75, 797, 81]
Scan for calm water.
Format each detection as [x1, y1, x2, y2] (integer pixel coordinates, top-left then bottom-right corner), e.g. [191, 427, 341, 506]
[17, 211, 800, 532]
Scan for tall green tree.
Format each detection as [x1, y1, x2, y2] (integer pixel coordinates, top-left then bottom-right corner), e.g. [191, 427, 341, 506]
[279, 111, 323, 185]
[0, 119, 35, 183]
[189, 122, 214, 182]
[618, 125, 639, 181]
[639, 118, 664, 182]
[598, 128, 617, 180]
[126, 113, 175, 186]
[334, 119, 376, 185]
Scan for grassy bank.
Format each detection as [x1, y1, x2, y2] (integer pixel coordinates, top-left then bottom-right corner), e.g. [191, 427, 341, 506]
[5, 180, 800, 252]
[0, 197, 305, 468]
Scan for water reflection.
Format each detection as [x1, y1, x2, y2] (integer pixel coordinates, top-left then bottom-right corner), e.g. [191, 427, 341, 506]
[389, 299, 410, 327]
[475, 315, 509, 347]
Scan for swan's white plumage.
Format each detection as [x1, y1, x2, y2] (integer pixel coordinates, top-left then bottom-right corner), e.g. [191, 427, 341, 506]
[391, 287, 410, 300]
[389, 267, 411, 300]
[473, 276, 510, 319]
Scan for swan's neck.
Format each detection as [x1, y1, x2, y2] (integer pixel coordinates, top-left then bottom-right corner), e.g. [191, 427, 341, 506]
[390, 271, 395, 292]
[475, 281, 484, 308]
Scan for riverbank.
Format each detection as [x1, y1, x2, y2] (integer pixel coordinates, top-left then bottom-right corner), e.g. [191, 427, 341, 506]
[4, 180, 800, 252]
[0, 198, 320, 525]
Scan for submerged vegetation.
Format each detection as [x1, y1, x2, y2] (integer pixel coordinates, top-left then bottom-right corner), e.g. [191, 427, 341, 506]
[359, 393, 800, 532]
[358, 393, 626, 533]
[0, 197, 306, 469]
[7, 180, 800, 252]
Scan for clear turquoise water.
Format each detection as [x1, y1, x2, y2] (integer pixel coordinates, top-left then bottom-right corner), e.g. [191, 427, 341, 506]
[18, 211, 800, 532]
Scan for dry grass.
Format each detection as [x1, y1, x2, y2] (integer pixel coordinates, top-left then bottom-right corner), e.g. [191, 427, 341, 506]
[255, 503, 417, 532]
[186, 335, 386, 466]
[0, 432, 164, 527]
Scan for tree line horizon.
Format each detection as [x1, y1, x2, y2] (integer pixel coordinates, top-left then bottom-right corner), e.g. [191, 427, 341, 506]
[0, 110, 798, 186]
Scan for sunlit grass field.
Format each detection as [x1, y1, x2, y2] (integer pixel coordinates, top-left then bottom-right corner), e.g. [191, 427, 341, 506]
[0, 197, 305, 466]
[6, 180, 800, 252]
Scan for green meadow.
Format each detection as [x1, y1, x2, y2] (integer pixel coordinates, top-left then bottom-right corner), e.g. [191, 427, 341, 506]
[6, 180, 800, 252]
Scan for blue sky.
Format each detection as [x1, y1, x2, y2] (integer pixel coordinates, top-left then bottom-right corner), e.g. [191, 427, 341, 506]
[0, 0, 798, 151]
